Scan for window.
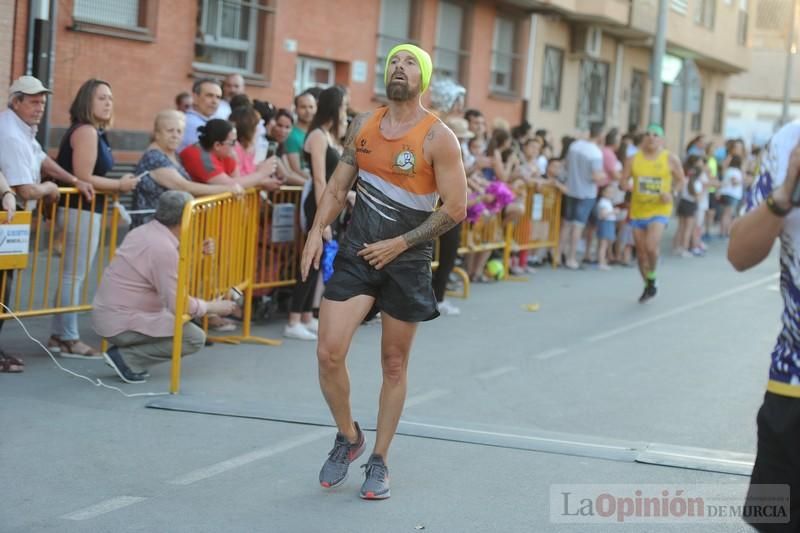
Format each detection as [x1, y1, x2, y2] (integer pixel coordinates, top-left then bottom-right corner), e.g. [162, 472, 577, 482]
[694, 0, 716, 29]
[713, 91, 725, 133]
[74, 0, 142, 28]
[195, 0, 275, 75]
[490, 15, 521, 95]
[671, 0, 689, 14]
[691, 87, 705, 131]
[737, 8, 748, 44]
[375, 0, 419, 95]
[434, 1, 469, 84]
[576, 59, 609, 129]
[628, 70, 646, 133]
[540, 46, 563, 111]
[295, 57, 335, 96]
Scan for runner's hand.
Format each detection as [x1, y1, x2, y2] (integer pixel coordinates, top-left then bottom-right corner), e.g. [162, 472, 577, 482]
[358, 237, 409, 270]
[659, 192, 672, 204]
[301, 229, 324, 281]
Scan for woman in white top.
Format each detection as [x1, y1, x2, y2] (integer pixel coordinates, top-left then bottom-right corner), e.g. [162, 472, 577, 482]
[719, 155, 744, 237]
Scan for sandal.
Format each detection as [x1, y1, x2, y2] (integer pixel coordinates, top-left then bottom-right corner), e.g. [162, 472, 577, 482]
[0, 354, 24, 373]
[48, 336, 102, 359]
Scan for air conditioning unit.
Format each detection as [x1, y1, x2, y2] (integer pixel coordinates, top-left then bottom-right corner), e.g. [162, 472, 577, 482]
[571, 25, 602, 58]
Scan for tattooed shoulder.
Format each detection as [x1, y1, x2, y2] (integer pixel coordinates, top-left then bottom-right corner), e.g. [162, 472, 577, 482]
[344, 112, 371, 147]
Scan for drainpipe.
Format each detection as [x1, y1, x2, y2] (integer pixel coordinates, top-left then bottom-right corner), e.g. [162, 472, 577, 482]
[649, 0, 667, 126]
[522, 12, 538, 125]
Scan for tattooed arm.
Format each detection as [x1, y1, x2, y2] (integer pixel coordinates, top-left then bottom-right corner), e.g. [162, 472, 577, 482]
[300, 111, 370, 280]
[359, 122, 467, 269]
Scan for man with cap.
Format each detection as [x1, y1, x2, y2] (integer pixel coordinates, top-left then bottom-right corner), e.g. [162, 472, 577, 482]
[0, 76, 94, 368]
[621, 124, 685, 302]
[0, 76, 94, 206]
[301, 44, 467, 499]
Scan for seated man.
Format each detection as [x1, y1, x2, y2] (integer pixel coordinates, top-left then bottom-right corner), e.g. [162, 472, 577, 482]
[92, 190, 237, 383]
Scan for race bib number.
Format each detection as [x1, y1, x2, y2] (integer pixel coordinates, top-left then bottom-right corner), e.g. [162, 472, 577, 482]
[637, 176, 662, 195]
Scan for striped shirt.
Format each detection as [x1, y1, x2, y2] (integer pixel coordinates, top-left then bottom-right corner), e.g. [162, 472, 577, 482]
[342, 108, 440, 262]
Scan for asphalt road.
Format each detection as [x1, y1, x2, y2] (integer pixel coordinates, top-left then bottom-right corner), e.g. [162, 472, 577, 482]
[0, 234, 783, 532]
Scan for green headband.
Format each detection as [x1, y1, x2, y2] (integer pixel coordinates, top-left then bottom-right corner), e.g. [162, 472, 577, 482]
[384, 44, 433, 93]
[646, 124, 665, 137]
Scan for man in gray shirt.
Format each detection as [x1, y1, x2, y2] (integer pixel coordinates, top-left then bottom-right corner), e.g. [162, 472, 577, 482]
[562, 122, 605, 269]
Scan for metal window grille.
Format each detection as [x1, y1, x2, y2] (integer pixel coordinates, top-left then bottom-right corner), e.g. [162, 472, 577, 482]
[434, 1, 468, 85]
[194, 0, 272, 74]
[490, 16, 521, 94]
[756, 0, 790, 30]
[540, 46, 563, 111]
[576, 59, 609, 129]
[74, 0, 141, 28]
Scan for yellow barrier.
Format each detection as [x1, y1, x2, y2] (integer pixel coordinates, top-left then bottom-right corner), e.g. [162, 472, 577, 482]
[0, 189, 120, 322]
[253, 186, 304, 292]
[170, 189, 279, 394]
[503, 184, 562, 271]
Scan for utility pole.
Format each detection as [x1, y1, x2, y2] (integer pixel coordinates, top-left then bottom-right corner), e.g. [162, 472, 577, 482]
[781, 0, 798, 126]
[649, 0, 668, 127]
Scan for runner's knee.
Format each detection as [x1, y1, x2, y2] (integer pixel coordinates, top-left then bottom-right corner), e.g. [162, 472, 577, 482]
[381, 347, 408, 384]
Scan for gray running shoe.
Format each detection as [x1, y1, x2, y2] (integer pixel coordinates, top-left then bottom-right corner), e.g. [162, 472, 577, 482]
[319, 422, 365, 488]
[359, 454, 390, 500]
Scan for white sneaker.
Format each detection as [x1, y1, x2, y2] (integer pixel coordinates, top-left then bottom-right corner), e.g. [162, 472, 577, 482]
[283, 323, 317, 341]
[302, 318, 319, 334]
[438, 300, 461, 316]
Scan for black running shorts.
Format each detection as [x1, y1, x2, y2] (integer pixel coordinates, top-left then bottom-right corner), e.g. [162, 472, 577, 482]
[323, 252, 439, 323]
[745, 391, 800, 532]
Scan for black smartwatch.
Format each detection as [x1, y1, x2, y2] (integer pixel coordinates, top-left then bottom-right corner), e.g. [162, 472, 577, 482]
[766, 193, 792, 217]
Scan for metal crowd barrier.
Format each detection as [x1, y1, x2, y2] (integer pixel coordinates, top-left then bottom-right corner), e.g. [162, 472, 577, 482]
[0, 189, 120, 323]
[253, 186, 304, 292]
[170, 189, 276, 394]
[503, 184, 562, 271]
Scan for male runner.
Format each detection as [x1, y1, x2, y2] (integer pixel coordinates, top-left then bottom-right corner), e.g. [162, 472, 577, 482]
[729, 122, 800, 532]
[621, 124, 685, 302]
[300, 44, 467, 500]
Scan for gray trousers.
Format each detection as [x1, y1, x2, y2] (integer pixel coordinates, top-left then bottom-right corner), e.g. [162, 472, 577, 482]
[107, 323, 206, 371]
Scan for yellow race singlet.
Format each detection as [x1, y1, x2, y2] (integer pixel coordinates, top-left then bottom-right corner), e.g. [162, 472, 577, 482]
[630, 150, 673, 220]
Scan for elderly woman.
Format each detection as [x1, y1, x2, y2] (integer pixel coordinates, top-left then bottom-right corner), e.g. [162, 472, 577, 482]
[132, 110, 242, 227]
[92, 191, 238, 384]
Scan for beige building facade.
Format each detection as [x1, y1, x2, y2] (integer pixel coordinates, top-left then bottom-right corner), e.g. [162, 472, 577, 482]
[524, 0, 751, 154]
[728, 0, 797, 145]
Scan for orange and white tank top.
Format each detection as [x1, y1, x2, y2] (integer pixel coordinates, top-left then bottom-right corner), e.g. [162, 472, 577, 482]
[354, 107, 440, 212]
[343, 107, 441, 261]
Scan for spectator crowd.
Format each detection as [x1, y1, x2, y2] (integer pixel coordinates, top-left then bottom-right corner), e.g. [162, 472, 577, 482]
[0, 72, 761, 379]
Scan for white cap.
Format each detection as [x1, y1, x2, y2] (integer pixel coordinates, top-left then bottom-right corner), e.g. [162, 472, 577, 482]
[9, 76, 51, 95]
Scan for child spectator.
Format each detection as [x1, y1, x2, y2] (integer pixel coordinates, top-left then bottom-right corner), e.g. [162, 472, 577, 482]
[719, 154, 744, 237]
[673, 155, 704, 257]
[596, 185, 618, 270]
